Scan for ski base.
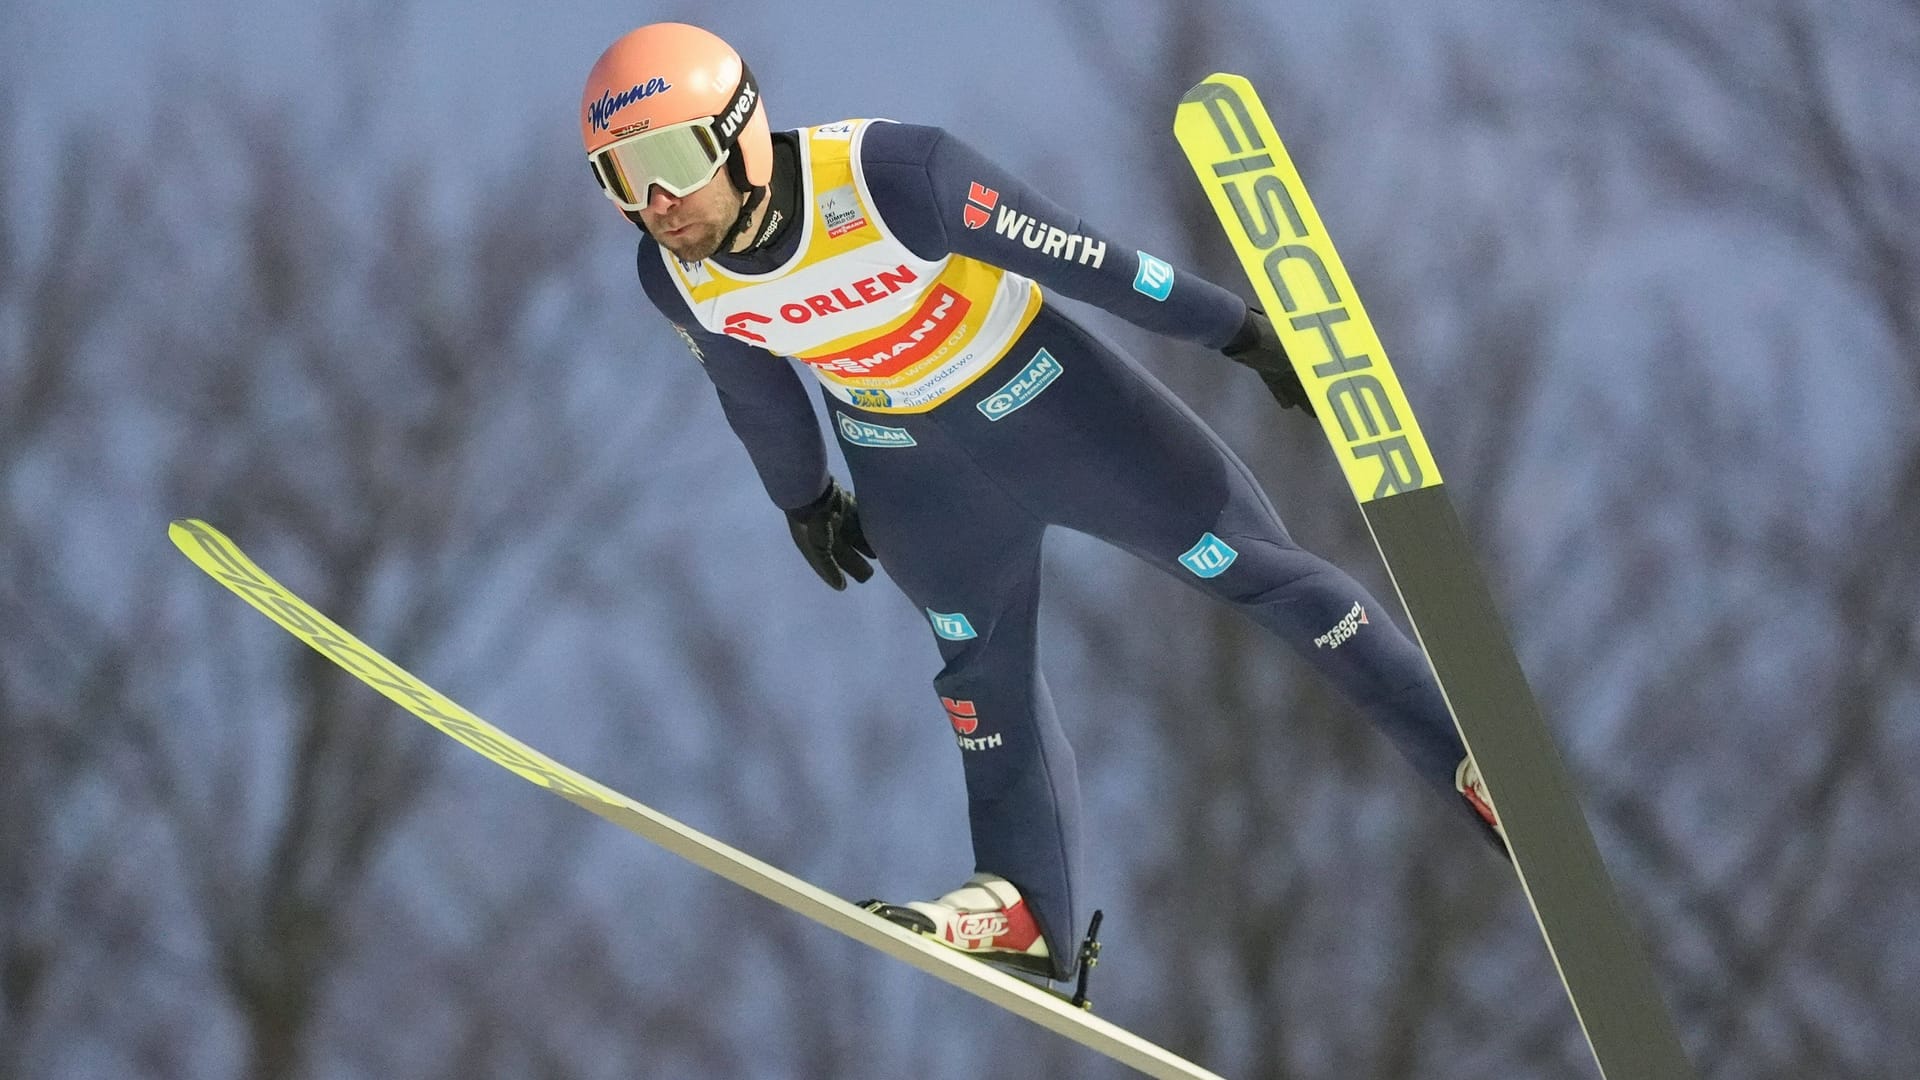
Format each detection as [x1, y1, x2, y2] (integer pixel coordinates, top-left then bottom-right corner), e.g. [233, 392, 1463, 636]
[169, 519, 1219, 1080]
[1173, 74, 1695, 1080]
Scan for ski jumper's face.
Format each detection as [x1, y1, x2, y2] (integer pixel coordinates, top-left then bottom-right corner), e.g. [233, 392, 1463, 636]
[637, 171, 745, 263]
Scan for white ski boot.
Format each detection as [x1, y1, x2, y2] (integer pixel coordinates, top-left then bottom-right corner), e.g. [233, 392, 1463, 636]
[861, 872, 1052, 976]
[1456, 755, 1507, 847]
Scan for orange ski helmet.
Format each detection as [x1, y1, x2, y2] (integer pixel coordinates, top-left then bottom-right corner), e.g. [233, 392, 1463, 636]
[582, 23, 771, 211]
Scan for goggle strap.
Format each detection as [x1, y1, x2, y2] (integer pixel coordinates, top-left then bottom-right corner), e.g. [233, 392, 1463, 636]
[711, 62, 758, 156]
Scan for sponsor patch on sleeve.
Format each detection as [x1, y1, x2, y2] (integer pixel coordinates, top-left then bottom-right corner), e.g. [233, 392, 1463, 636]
[927, 609, 979, 640]
[1133, 251, 1175, 301]
[963, 182, 999, 230]
[988, 206, 1106, 267]
[1177, 533, 1238, 578]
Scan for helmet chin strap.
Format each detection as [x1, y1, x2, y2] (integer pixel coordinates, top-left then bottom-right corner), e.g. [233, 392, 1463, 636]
[717, 184, 767, 252]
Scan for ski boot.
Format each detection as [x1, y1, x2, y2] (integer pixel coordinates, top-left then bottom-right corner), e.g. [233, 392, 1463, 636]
[1456, 755, 1510, 855]
[861, 872, 1052, 977]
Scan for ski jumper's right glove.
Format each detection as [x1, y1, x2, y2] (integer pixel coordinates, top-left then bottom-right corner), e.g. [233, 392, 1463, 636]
[784, 478, 876, 590]
[1222, 306, 1317, 418]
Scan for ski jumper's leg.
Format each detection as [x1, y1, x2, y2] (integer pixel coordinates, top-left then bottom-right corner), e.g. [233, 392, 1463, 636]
[834, 408, 1084, 978]
[952, 312, 1468, 797]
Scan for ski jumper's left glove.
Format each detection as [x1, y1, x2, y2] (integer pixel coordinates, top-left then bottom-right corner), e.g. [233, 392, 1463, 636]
[784, 479, 876, 590]
[1223, 307, 1317, 418]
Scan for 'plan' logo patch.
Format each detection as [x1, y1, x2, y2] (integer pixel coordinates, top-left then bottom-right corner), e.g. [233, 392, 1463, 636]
[835, 414, 917, 448]
[976, 349, 1062, 421]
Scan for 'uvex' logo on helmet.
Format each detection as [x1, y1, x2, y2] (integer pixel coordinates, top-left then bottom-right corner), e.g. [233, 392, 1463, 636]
[588, 77, 672, 132]
[718, 81, 757, 140]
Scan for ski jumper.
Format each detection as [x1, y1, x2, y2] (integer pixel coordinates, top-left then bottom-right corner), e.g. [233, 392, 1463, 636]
[634, 119, 1469, 977]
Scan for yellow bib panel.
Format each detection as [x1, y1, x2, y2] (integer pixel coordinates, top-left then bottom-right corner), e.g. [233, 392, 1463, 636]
[665, 119, 1043, 413]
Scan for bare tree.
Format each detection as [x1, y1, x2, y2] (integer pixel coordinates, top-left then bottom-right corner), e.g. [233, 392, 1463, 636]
[0, 59, 747, 1076]
[0, 94, 179, 1080]
[1034, 2, 1920, 1079]
[1536, 3, 1920, 1076]
[1029, 6, 1587, 1078]
[10, 3, 1916, 1077]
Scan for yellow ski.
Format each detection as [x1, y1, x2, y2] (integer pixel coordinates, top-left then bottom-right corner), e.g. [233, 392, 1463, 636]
[1175, 74, 1695, 1080]
[169, 518, 1221, 1080]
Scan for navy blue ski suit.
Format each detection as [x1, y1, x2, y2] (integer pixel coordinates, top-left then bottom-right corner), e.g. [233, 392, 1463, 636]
[633, 120, 1470, 977]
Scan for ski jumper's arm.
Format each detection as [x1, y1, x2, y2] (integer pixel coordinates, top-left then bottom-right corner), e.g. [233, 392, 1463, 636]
[856, 122, 1250, 349]
[634, 245, 830, 511]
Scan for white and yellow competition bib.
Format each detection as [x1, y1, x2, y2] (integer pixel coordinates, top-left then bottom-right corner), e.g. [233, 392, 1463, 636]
[666, 120, 1042, 413]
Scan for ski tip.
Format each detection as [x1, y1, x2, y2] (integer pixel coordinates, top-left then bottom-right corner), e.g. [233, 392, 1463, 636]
[1179, 72, 1251, 105]
[167, 518, 224, 554]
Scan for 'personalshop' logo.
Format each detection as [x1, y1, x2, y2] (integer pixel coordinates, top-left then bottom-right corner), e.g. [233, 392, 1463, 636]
[588, 77, 672, 132]
[1178, 533, 1238, 578]
[836, 414, 917, 448]
[1314, 602, 1370, 649]
[670, 324, 705, 364]
[976, 349, 1062, 421]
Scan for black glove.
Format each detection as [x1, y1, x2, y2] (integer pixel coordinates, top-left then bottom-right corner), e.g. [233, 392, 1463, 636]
[1222, 306, 1316, 418]
[783, 479, 876, 590]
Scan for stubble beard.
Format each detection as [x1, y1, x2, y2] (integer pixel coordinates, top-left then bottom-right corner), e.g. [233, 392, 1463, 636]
[655, 186, 745, 263]
[660, 220, 728, 263]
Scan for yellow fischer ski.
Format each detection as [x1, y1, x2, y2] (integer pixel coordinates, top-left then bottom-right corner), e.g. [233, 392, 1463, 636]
[1175, 76, 1440, 506]
[1175, 74, 1696, 1080]
[169, 519, 1222, 1080]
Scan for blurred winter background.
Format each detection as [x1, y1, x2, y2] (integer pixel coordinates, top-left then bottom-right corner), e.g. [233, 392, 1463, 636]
[3, 0, 1916, 1077]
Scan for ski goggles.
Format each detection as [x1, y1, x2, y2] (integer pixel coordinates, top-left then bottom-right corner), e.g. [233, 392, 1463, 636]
[587, 64, 758, 210]
[590, 118, 731, 208]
